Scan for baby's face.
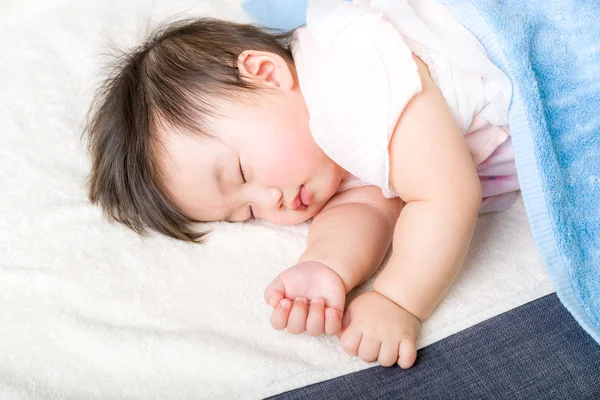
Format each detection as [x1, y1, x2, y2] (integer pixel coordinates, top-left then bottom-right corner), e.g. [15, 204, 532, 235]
[160, 87, 345, 225]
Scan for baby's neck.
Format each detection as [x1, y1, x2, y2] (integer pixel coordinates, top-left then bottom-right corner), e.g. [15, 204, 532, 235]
[336, 172, 369, 195]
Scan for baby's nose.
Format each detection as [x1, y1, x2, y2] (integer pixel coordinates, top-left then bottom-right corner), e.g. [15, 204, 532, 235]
[264, 188, 283, 209]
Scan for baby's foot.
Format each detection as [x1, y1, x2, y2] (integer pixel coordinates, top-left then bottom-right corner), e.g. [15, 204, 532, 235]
[264, 261, 346, 336]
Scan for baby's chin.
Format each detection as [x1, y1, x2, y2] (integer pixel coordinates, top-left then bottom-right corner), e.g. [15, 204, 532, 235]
[263, 204, 324, 226]
[279, 211, 317, 226]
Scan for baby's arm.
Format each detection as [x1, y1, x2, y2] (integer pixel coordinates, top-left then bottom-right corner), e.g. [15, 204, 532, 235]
[265, 185, 402, 335]
[300, 185, 402, 292]
[374, 56, 482, 321]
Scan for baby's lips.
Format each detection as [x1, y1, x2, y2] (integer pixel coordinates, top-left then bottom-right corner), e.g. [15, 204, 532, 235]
[300, 185, 312, 206]
[291, 191, 303, 210]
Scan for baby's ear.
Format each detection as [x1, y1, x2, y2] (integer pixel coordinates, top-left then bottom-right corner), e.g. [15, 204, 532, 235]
[237, 50, 294, 90]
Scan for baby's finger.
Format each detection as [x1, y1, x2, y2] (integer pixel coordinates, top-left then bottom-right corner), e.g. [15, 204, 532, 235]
[341, 307, 352, 330]
[397, 338, 417, 369]
[287, 298, 308, 334]
[270, 299, 292, 330]
[378, 340, 400, 367]
[339, 329, 362, 356]
[325, 308, 343, 335]
[358, 337, 381, 363]
[264, 276, 285, 308]
[306, 298, 325, 336]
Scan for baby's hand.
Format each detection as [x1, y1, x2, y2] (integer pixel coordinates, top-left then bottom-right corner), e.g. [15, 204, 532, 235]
[337, 291, 421, 368]
[264, 261, 346, 336]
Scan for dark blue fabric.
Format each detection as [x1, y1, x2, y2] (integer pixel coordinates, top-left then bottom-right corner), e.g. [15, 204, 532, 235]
[270, 294, 600, 399]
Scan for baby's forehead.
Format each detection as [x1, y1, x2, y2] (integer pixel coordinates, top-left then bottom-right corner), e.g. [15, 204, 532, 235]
[156, 130, 227, 214]
[158, 129, 218, 168]
[153, 102, 247, 172]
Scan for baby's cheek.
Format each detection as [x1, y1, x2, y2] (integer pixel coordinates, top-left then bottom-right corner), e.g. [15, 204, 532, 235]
[261, 146, 308, 180]
[254, 127, 322, 183]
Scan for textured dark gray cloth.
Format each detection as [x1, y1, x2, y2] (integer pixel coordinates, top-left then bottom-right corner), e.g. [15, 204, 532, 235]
[270, 294, 600, 399]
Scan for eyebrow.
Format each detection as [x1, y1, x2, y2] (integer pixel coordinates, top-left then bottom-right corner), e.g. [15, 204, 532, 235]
[212, 156, 232, 222]
[213, 156, 223, 192]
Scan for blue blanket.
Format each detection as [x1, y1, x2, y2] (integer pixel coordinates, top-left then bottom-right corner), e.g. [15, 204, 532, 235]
[243, 0, 600, 343]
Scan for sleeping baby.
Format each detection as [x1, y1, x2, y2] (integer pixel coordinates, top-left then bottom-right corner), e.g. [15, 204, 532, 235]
[85, 0, 520, 368]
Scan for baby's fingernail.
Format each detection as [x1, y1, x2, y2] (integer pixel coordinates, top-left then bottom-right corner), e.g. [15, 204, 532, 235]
[269, 298, 277, 308]
[295, 297, 307, 303]
[311, 298, 324, 305]
[279, 299, 291, 309]
[326, 309, 340, 319]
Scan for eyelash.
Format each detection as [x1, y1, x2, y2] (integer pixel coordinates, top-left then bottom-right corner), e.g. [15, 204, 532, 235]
[239, 159, 247, 183]
[239, 159, 254, 220]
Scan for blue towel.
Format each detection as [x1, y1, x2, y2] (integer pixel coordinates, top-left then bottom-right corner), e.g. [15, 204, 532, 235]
[243, 0, 600, 344]
[242, 0, 308, 30]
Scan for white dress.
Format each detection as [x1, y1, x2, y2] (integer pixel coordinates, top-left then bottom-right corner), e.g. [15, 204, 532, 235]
[292, 0, 520, 212]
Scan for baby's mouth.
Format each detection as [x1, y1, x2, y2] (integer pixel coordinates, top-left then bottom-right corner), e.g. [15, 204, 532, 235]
[291, 185, 311, 211]
[300, 185, 312, 207]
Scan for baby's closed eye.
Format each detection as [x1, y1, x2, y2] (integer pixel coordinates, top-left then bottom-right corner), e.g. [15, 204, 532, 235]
[238, 158, 254, 220]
